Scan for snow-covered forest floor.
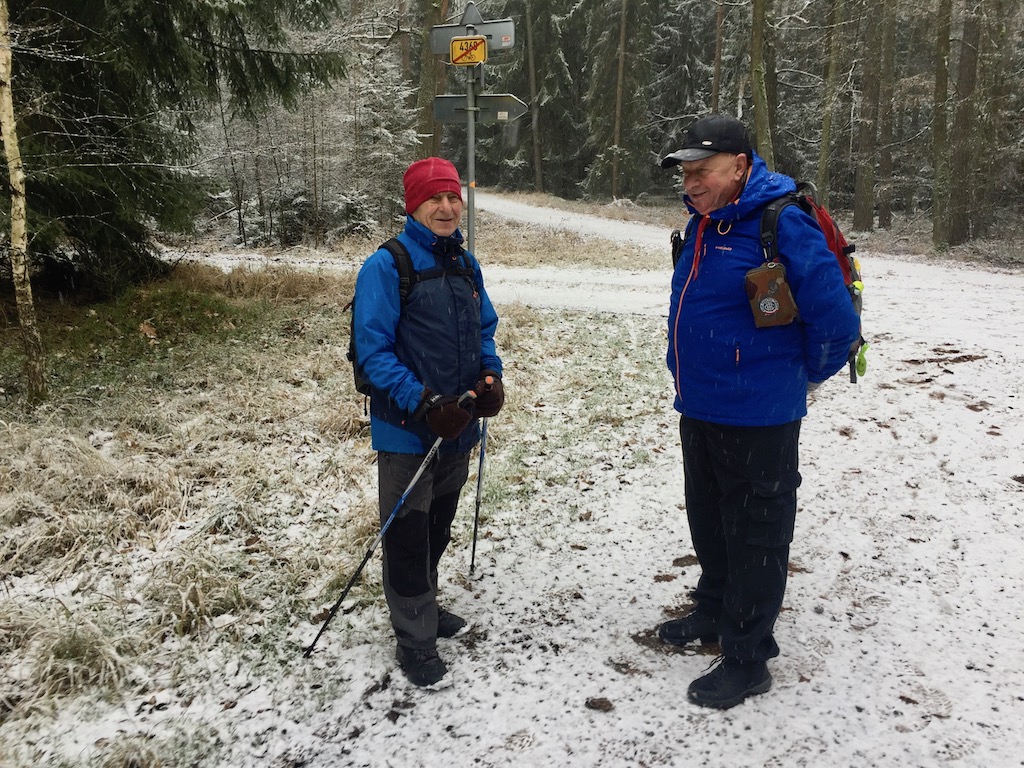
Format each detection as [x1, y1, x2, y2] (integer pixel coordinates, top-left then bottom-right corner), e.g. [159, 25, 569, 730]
[1, 192, 1023, 767]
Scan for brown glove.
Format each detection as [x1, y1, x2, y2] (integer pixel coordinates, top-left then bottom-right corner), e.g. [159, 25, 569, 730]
[414, 389, 475, 440]
[474, 370, 504, 418]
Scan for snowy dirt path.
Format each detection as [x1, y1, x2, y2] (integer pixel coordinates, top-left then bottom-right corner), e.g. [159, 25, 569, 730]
[283, 201, 1024, 767]
[138, 196, 1024, 767]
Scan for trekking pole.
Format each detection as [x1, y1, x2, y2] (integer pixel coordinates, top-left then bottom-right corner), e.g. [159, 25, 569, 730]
[470, 376, 494, 575]
[303, 390, 476, 658]
[470, 418, 488, 575]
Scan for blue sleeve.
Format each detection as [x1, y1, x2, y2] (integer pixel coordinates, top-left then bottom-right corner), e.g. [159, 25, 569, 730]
[471, 256, 503, 377]
[353, 249, 424, 414]
[776, 207, 862, 382]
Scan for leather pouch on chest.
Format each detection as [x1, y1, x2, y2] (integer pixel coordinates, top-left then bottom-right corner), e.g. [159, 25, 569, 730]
[745, 261, 799, 327]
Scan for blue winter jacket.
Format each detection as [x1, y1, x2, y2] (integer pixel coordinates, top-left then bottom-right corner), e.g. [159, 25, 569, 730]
[667, 152, 861, 426]
[354, 216, 502, 454]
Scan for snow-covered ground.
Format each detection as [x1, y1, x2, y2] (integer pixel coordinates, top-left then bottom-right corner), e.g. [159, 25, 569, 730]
[319, 194, 1024, 767]
[12, 193, 1024, 767]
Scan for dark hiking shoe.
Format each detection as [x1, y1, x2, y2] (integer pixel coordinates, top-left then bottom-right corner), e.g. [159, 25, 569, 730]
[687, 656, 772, 709]
[396, 645, 448, 687]
[437, 609, 468, 638]
[657, 610, 718, 646]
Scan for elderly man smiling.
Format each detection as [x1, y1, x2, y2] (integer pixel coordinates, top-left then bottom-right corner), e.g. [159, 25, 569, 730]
[353, 157, 505, 688]
[657, 115, 860, 709]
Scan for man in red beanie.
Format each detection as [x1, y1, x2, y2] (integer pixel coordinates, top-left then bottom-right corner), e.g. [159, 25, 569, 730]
[353, 157, 505, 687]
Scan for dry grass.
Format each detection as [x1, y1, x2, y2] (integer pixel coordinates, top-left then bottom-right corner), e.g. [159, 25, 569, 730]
[30, 618, 133, 697]
[0, 265, 378, 727]
[480, 188, 683, 229]
[96, 740, 165, 768]
[473, 212, 667, 271]
[172, 261, 355, 302]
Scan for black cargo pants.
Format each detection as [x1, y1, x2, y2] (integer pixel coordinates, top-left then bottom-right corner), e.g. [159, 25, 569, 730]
[679, 416, 802, 662]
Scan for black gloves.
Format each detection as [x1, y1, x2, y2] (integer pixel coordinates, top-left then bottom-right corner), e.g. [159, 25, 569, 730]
[474, 370, 504, 418]
[414, 389, 475, 440]
[412, 373, 502, 440]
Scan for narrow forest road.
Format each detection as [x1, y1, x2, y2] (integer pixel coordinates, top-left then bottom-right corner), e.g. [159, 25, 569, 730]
[314, 192, 1024, 768]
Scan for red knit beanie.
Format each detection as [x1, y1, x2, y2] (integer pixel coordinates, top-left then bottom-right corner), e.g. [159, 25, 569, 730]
[403, 157, 463, 214]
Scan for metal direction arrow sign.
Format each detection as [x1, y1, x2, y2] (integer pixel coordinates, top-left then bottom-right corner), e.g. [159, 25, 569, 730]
[433, 94, 529, 124]
[431, 14, 514, 55]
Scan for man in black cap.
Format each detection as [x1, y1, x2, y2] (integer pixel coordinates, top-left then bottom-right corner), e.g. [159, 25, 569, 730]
[657, 115, 860, 709]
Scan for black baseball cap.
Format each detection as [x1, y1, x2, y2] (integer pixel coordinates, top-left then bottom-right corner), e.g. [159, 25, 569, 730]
[660, 115, 753, 168]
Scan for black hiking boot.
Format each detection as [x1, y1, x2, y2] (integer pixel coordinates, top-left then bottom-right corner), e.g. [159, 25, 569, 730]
[437, 609, 468, 639]
[396, 645, 448, 687]
[657, 610, 718, 646]
[687, 656, 772, 709]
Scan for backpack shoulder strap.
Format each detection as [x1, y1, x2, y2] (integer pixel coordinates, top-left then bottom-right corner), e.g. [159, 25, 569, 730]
[760, 193, 800, 263]
[380, 237, 417, 302]
[670, 214, 700, 268]
[452, 245, 477, 278]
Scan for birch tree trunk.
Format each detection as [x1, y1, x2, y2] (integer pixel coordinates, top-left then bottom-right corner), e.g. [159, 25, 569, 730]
[0, 0, 47, 404]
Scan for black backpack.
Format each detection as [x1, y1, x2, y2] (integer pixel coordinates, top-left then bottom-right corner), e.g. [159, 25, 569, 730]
[346, 238, 476, 396]
[346, 238, 416, 396]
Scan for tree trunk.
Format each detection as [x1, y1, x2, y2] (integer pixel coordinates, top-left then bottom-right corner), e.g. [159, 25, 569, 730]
[415, 0, 449, 158]
[853, 0, 882, 231]
[218, 92, 247, 246]
[610, 0, 628, 199]
[399, 0, 411, 82]
[0, 0, 47, 404]
[815, 0, 845, 207]
[947, 4, 982, 246]
[712, 0, 724, 113]
[931, 0, 953, 248]
[750, 0, 775, 169]
[975, 0, 1011, 239]
[876, 0, 897, 229]
[525, 0, 544, 193]
[311, 99, 320, 248]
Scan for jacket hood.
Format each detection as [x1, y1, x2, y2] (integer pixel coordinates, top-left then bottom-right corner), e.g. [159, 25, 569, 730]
[684, 152, 796, 221]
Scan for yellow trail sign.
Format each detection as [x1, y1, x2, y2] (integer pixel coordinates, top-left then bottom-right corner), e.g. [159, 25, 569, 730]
[450, 36, 487, 65]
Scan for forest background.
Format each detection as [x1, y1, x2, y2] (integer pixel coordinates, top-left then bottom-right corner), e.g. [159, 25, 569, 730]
[1, 2, 1024, 764]
[1, 0, 1023, 402]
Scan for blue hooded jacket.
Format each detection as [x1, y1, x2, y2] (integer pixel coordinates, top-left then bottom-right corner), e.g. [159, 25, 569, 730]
[354, 216, 502, 454]
[667, 152, 861, 426]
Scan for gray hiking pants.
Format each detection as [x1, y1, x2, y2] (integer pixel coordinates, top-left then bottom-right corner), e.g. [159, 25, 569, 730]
[379, 450, 470, 649]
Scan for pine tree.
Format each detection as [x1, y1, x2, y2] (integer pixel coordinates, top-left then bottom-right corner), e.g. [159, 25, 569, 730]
[580, 0, 654, 199]
[1, 0, 345, 296]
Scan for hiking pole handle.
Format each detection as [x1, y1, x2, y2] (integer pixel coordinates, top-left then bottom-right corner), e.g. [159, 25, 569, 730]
[303, 389, 475, 658]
